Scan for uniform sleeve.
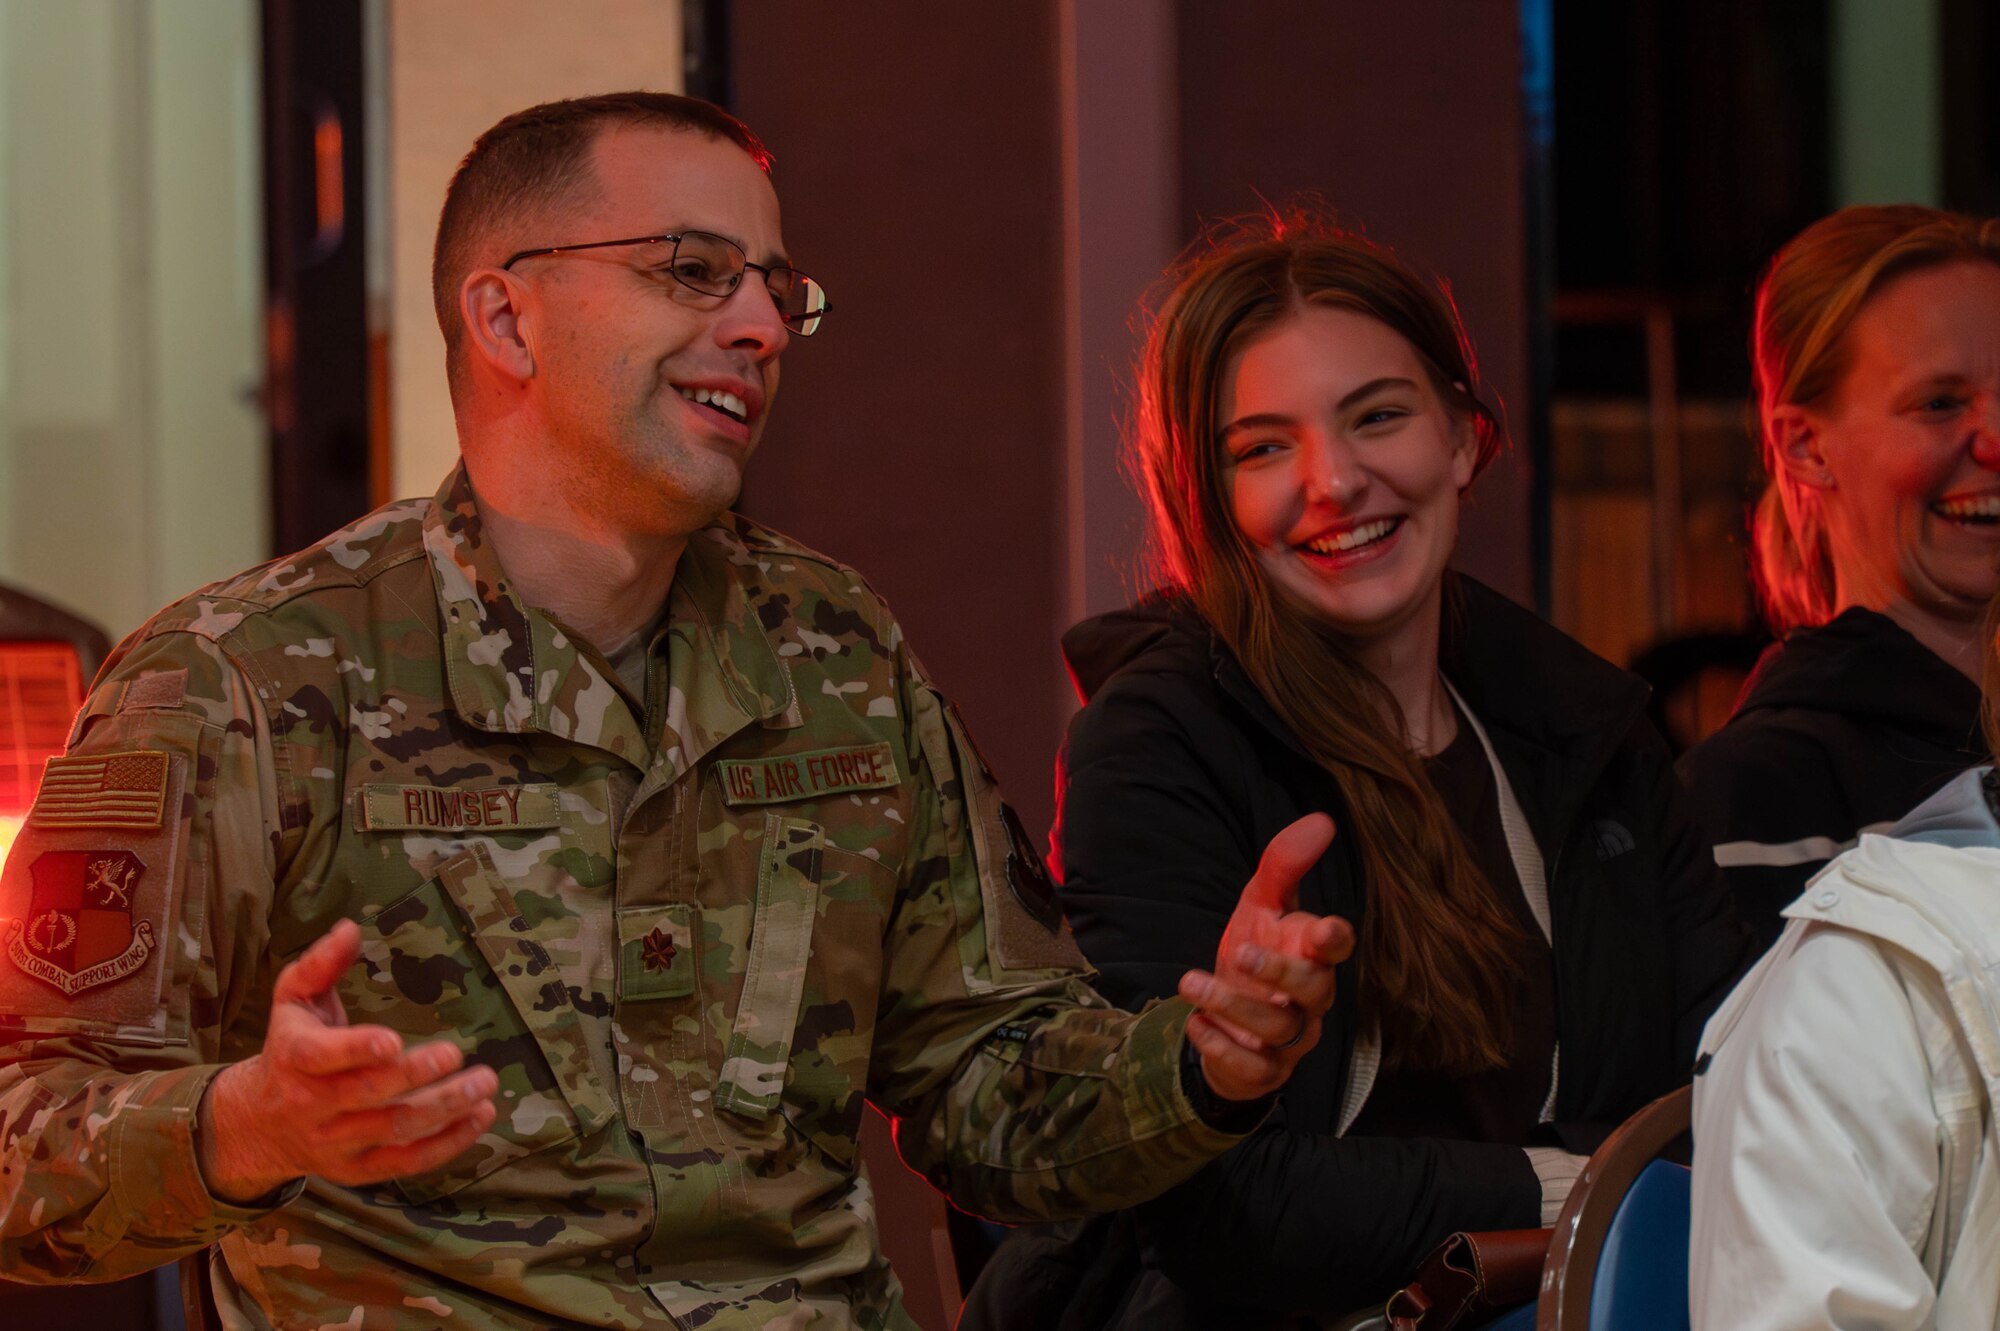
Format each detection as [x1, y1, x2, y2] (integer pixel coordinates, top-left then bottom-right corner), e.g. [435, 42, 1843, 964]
[1690, 923, 1944, 1330]
[1050, 682, 1538, 1312]
[0, 628, 295, 1282]
[863, 655, 1251, 1223]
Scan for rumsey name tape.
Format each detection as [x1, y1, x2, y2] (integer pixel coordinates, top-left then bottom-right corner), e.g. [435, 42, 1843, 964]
[355, 783, 562, 832]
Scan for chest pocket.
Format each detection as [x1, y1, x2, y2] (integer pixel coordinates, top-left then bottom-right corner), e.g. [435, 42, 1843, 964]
[714, 814, 823, 1120]
[345, 842, 613, 1203]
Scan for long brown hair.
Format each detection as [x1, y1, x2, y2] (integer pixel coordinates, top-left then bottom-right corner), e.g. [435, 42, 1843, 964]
[1749, 206, 2000, 634]
[1134, 214, 1523, 1073]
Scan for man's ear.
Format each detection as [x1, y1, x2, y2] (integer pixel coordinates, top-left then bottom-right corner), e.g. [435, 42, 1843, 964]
[460, 269, 536, 382]
[1769, 403, 1835, 490]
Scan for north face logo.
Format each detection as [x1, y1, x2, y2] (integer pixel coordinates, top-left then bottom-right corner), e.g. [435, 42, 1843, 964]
[1591, 819, 1636, 861]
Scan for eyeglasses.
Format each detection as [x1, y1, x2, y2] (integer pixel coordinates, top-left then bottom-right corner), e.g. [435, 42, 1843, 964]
[502, 230, 830, 336]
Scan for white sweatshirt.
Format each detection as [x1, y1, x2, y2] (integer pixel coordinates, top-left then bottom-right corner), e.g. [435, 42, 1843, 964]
[1691, 768, 2000, 1331]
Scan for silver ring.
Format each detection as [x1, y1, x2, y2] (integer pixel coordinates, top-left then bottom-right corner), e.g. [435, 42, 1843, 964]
[1275, 1020, 1307, 1052]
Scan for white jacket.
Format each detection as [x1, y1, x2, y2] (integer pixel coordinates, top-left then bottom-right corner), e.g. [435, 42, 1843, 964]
[1691, 768, 2000, 1331]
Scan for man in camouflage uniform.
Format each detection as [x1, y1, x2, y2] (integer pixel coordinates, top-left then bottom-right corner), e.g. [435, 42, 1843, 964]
[0, 94, 1347, 1329]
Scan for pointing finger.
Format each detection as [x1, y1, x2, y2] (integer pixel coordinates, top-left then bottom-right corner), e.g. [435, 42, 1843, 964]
[1240, 813, 1336, 914]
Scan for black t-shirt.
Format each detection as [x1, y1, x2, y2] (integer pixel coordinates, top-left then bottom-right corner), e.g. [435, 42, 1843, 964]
[1346, 712, 1559, 1145]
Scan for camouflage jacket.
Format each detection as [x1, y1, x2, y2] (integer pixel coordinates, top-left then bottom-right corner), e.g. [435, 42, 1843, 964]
[0, 465, 1246, 1330]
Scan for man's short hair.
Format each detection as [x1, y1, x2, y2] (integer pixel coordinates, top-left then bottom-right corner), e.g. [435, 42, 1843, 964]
[431, 91, 773, 359]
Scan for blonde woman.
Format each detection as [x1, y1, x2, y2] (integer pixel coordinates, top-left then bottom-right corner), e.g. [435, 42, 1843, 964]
[1680, 207, 2000, 949]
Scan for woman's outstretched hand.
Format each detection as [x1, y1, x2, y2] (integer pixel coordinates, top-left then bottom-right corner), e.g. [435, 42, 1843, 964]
[1179, 813, 1353, 1104]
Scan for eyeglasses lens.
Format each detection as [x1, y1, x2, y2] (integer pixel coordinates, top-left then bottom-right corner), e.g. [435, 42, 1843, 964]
[670, 232, 827, 335]
[669, 233, 741, 296]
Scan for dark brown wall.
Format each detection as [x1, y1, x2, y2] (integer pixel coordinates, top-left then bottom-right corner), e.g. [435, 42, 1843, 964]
[1178, 0, 1535, 604]
[732, 2, 1539, 850]
[733, 3, 1072, 836]
[1072, 0, 1180, 619]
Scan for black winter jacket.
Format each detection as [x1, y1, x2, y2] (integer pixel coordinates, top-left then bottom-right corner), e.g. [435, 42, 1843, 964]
[1031, 577, 1750, 1322]
[1678, 608, 1984, 953]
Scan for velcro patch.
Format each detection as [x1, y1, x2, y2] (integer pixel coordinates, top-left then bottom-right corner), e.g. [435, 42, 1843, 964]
[0, 744, 188, 1037]
[31, 750, 168, 829]
[120, 669, 188, 711]
[5, 849, 156, 996]
[354, 783, 561, 832]
[717, 743, 899, 806]
[617, 902, 698, 1002]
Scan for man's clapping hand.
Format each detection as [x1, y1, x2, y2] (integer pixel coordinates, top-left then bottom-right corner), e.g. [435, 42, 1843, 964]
[196, 919, 498, 1202]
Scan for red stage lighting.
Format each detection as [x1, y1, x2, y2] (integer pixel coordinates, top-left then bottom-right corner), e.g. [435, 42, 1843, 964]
[0, 642, 87, 866]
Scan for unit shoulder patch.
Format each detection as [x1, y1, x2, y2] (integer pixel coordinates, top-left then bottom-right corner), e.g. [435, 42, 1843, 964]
[1, 746, 187, 1034]
[5, 849, 156, 996]
[1000, 803, 1063, 933]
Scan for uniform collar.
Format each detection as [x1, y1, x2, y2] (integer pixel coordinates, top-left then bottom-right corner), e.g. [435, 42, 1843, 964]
[422, 464, 798, 771]
[657, 525, 803, 783]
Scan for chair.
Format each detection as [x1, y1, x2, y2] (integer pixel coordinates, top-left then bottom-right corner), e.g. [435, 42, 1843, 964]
[178, 1251, 223, 1331]
[1536, 1085, 1692, 1331]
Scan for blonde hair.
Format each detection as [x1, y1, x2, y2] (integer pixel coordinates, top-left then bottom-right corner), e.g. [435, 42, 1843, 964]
[1750, 206, 2000, 634]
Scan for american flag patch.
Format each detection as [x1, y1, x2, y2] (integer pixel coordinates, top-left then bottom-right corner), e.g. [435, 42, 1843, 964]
[30, 750, 169, 830]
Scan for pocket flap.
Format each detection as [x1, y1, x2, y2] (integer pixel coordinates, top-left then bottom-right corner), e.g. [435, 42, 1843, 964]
[350, 870, 579, 1203]
[432, 844, 615, 1134]
[715, 815, 823, 1120]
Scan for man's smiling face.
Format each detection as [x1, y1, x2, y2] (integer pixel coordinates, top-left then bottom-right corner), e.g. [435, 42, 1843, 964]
[513, 124, 791, 536]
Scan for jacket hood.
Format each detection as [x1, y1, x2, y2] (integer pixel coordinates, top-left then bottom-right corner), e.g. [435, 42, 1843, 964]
[1891, 766, 2000, 851]
[1736, 608, 1983, 744]
[1060, 596, 1199, 703]
[1780, 769, 2000, 1070]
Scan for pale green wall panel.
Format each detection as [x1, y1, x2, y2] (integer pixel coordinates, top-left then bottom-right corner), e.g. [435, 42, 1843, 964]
[148, 0, 266, 604]
[0, 0, 262, 642]
[1834, 0, 1943, 207]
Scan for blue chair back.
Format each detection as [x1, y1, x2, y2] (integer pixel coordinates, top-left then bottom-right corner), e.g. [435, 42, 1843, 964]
[1586, 1159, 1691, 1331]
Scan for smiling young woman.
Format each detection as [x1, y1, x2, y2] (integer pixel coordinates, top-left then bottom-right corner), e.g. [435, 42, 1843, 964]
[967, 216, 1751, 1327]
[1680, 207, 2000, 950]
